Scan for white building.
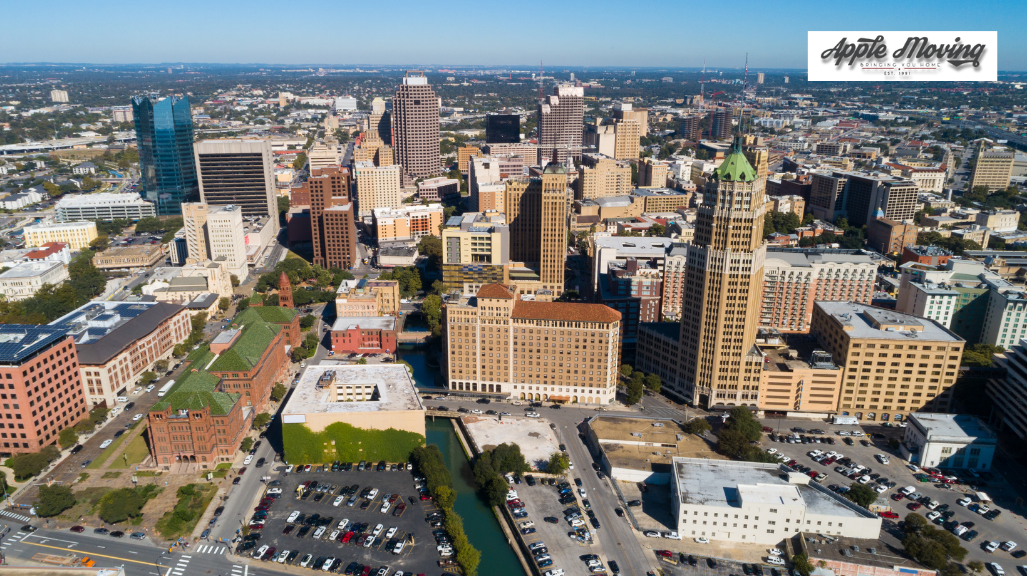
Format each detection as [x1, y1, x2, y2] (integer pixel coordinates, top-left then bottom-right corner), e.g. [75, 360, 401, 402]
[205, 205, 249, 282]
[975, 210, 1019, 233]
[50, 89, 69, 103]
[23, 221, 98, 251]
[901, 413, 996, 470]
[992, 342, 1027, 441]
[55, 193, 156, 222]
[0, 190, 43, 210]
[980, 277, 1027, 349]
[0, 261, 70, 300]
[670, 458, 881, 544]
[72, 161, 97, 175]
[899, 281, 959, 328]
[335, 96, 357, 111]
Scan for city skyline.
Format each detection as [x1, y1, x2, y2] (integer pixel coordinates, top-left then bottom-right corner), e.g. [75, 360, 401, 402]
[2, 0, 1026, 70]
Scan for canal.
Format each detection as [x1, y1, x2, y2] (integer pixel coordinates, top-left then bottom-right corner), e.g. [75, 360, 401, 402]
[402, 345, 523, 576]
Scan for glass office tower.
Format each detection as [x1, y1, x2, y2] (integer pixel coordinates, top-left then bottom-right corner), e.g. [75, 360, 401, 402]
[132, 95, 198, 216]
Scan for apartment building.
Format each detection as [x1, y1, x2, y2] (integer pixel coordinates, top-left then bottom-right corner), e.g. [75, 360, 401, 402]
[442, 284, 621, 404]
[867, 218, 918, 255]
[576, 154, 633, 201]
[538, 85, 584, 151]
[661, 244, 688, 320]
[810, 302, 964, 422]
[761, 252, 877, 333]
[54, 301, 191, 407]
[330, 316, 398, 354]
[613, 103, 648, 136]
[372, 204, 443, 243]
[334, 279, 401, 317]
[23, 221, 98, 251]
[181, 203, 249, 281]
[596, 257, 663, 361]
[297, 166, 357, 270]
[469, 155, 503, 211]
[637, 158, 669, 188]
[457, 145, 481, 174]
[0, 261, 70, 301]
[442, 212, 511, 294]
[54, 193, 156, 222]
[505, 167, 568, 296]
[194, 139, 279, 235]
[417, 177, 460, 203]
[0, 324, 88, 456]
[968, 141, 1015, 192]
[354, 161, 402, 216]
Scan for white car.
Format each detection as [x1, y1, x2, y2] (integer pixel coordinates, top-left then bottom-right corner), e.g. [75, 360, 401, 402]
[266, 487, 282, 495]
[287, 511, 301, 522]
[695, 537, 709, 544]
[874, 485, 887, 494]
[644, 531, 660, 538]
[333, 496, 345, 507]
[926, 511, 942, 521]
[545, 570, 566, 576]
[529, 542, 546, 551]
[313, 526, 326, 540]
[471, 409, 483, 414]
[373, 523, 384, 536]
[363, 535, 375, 548]
[278, 550, 290, 564]
[99, 439, 112, 449]
[988, 563, 1005, 576]
[380, 501, 391, 514]
[132, 413, 144, 421]
[1002, 542, 1018, 552]
[252, 545, 269, 559]
[385, 526, 398, 539]
[285, 465, 294, 473]
[525, 412, 540, 418]
[958, 497, 972, 507]
[663, 532, 682, 540]
[987, 541, 1002, 553]
[507, 490, 518, 500]
[578, 488, 586, 497]
[769, 548, 784, 556]
[337, 519, 350, 531]
[328, 530, 340, 541]
[767, 448, 778, 454]
[766, 557, 786, 566]
[244, 455, 253, 465]
[367, 488, 379, 500]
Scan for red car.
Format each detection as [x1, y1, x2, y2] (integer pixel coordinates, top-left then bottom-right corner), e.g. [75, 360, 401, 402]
[762, 427, 773, 433]
[238, 467, 246, 475]
[787, 460, 797, 467]
[908, 502, 922, 511]
[393, 503, 406, 516]
[891, 493, 905, 501]
[655, 550, 673, 558]
[361, 567, 372, 576]
[70, 526, 85, 533]
[341, 531, 355, 543]
[507, 498, 521, 505]
[420, 493, 432, 501]
[249, 523, 265, 530]
[879, 511, 899, 519]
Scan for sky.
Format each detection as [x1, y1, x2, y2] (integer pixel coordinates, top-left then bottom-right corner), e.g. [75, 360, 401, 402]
[2, 0, 1025, 71]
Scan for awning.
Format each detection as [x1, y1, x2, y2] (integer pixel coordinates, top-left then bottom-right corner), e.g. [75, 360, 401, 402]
[549, 395, 571, 401]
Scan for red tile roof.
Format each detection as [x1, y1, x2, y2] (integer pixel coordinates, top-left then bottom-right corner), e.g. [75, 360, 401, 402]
[25, 243, 67, 259]
[512, 301, 621, 324]
[476, 284, 515, 299]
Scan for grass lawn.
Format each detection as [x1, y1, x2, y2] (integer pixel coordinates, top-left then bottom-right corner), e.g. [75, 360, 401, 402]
[101, 471, 121, 479]
[86, 440, 124, 469]
[58, 486, 111, 520]
[285, 250, 308, 262]
[109, 431, 149, 469]
[155, 483, 218, 540]
[136, 471, 161, 477]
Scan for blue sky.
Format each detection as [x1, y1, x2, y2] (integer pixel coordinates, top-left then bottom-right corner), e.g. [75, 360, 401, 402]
[2, 0, 1024, 70]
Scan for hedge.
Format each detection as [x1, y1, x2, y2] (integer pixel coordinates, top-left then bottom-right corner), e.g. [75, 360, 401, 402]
[282, 422, 425, 464]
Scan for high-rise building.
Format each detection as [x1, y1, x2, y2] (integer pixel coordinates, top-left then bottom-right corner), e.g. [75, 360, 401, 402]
[486, 114, 520, 143]
[0, 324, 87, 455]
[613, 119, 641, 160]
[181, 203, 249, 281]
[710, 108, 733, 141]
[441, 284, 621, 403]
[760, 251, 877, 333]
[457, 145, 481, 174]
[638, 158, 669, 188]
[50, 89, 69, 103]
[366, 97, 391, 145]
[811, 302, 964, 422]
[442, 212, 510, 294]
[194, 139, 279, 235]
[756, 72, 765, 84]
[576, 154, 633, 200]
[296, 166, 357, 269]
[808, 171, 918, 227]
[596, 257, 663, 361]
[808, 171, 849, 222]
[613, 103, 649, 136]
[538, 85, 584, 151]
[354, 161, 402, 216]
[132, 95, 199, 216]
[392, 71, 441, 180]
[968, 141, 1015, 192]
[372, 204, 444, 243]
[469, 156, 503, 211]
[677, 137, 767, 408]
[679, 115, 701, 142]
[505, 166, 568, 295]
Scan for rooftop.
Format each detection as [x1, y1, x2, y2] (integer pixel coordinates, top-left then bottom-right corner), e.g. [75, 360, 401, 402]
[0, 324, 70, 364]
[282, 363, 424, 418]
[589, 416, 721, 469]
[907, 413, 996, 443]
[55, 193, 152, 208]
[331, 316, 397, 331]
[0, 260, 64, 279]
[151, 347, 238, 416]
[51, 301, 185, 365]
[512, 300, 621, 323]
[907, 245, 953, 257]
[815, 302, 963, 343]
[206, 307, 283, 372]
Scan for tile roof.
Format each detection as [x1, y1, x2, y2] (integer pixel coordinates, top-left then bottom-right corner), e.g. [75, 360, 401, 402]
[476, 284, 515, 299]
[151, 365, 239, 416]
[512, 301, 621, 323]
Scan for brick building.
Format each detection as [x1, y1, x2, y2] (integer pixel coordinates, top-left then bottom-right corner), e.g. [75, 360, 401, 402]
[901, 245, 952, 267]
[330, 316, 398, 354]
[761, 252, 877, 333]
[0, 325, 88, 456]
[867, 217, 918, 255]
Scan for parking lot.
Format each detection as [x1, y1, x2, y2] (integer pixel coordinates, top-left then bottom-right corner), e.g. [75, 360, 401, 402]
[756, 418, 1027, 572]
[233, 462, 449, 574]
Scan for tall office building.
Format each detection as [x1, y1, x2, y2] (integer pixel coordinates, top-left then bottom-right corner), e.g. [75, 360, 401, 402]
[354, 161, 402, 216]
[486, 114, 520, 143]
[182, 203, 249, 281]
[612, 103, 649, 136]
[132, 95, 198, 216]
[576, 154, 633, 200]
[366, 97, 391, 145]
[50, 89, 69, 103]
[968, 141, 1015, 192]
[637, 157, 669, 188]
[297, 167, 358, 269]
[505, 166, 568, 295]
[710, 108, 733, 141]
[808, 171, 918, 227]
[538, 85, 584, 150]
[678, 137, 767, 408]
[194, 139, 279, 235]
[392, 71, 441, 180]
[679, 115, 701, 142]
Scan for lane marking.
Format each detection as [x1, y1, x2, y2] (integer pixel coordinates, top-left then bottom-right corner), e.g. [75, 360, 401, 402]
[23, 541, 161, 566]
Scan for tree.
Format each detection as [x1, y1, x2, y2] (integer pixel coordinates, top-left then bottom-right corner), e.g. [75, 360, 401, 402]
[277, 196, 290, 217]
[434, 485, 456, 511]
[483, 475, 509, 507]
[716, 428, 750, 459]
[792, 553, 815, 576]
[968, 561, 986, 575]
[417, 235, 443, 271]
[216, 297, 229, 313]
[230, 274, 240, 287]
[724, 406, 762, 442]
[35, 484, 76, 517]
[422, 294, 443, 335]
[357, 357, 368, 365]
[846, 483, 878, 508]
[625, 379, 644, 405]
[547, 452, 569, 475]
[684, 418, 712, 435]
[253, 413, 272, 430]
[644, 373, 661, 394]
[292, 153, 307, 170]
[191, 311, 208, 333]
[619, 364, 633, 378]
[237, 299, 250, 312]
[172, 343, 187, 357]
[9, 451, 50, 480]
[89, 235, 110, 252]
[154, 359, 169, 373]
[271, 383, 287, 402]
[649, 223, 666, 237]
[240, 437, 254, 453]
[140, 371, 157, 384]
[58, 426, 78, 449]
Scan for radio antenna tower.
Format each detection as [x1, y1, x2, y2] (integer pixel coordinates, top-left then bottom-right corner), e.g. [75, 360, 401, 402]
[538, 61, 544, 102]
[743, 52, 749, 96]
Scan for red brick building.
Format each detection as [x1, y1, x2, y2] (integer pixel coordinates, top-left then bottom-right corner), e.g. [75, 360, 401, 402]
[207, 308, 291, 413]
[901, 245, 952, 267]
[0, 325, 88, 456]
[330, 316, 398, 355]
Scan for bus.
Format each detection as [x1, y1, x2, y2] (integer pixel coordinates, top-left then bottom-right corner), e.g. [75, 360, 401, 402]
[157, 380, 175, 397]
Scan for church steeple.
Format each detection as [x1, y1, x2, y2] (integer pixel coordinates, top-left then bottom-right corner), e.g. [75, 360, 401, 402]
[278, 272, 294, 309]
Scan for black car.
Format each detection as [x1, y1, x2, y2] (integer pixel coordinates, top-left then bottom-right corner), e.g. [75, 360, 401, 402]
[627, 500, 641, 507]
[287, 550, 300, 563]
[110, 531, 125, 538]
[113, 429, 125, 438]
[93, 527, 109, 535]
[70, 444, 84, 455]
[574, 478, 583, 487]
[214, 506, 225, 516]
[297, 526, 311, 538]
[590, 517, 600, 529]
[233, 477, 241, 485]
[543, 516, 559, 524]
[743, 564, 754, 575]
[614, 508, 624, 517]
[237, 541, 256, 552]
[476, 398, 491, 404]
[689, 555, 698, 566]
[559, 444, 567, 452]
[707, 558, 717, 569]
[124, 402, 135, 410]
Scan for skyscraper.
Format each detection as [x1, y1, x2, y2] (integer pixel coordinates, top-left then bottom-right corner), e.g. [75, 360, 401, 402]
[392, 71, 441, 180]
[486, 114, 520, 143]
[678, 137, 767, 408]
[505, 166, 568, 295]
[297, 166, 357, 269]
[538, 85, 584, 157]
[194, 139, 279, 235]
[366, 97, 391, 145]
[679, 115, 701, 142]
[710, 107, 733, 141]
[968, 140, 1015, 192]
[132, 95, 199, 216]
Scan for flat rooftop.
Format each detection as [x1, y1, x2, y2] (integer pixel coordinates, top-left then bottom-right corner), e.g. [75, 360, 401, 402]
[815, 302, 962, 343]
[908, 413, 996, 443]
[282, 363, 424, 417]
[0, 260, 63, 278]
[331, 316, 396, 331]
[590, 416, 722, 469]
[802, 534, 929, 571]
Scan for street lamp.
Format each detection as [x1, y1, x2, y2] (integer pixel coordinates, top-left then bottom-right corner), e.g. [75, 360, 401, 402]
[156, 552, 170, 576]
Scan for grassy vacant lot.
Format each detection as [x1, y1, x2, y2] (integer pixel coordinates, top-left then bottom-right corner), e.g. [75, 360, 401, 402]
[155, 483, 217, 539]
[57, 486, 111, 521]
[109, 432, 149, 469]
[282, 421, 425, 464]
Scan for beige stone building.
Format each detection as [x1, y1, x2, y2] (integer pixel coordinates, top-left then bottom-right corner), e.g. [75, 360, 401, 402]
[354, 161, 402, 215]
[23, 221, 97, 251]
[0, 261, 69, 300]
[968, 141, 1014, 192]
[442, 284, 621, 403]
[505, 166, 568, 295]
[307, 142, 342, 169]
[576, 154, 633, 200]
[457, 145, 481, 174]
[365, 97, 391, 144]
[810, 302, 965, 422]
[335, 278, 401, 317]
[372, 204, 443, 243]
[757, 338, 843, 414]
[975, 209, 1019, 232]
[613, 102, 648, 136]
[770, 194, 805, 217]
[181, 203, 249, 281]
[92, 245, 164, 269]
[637, 158, 669, 188]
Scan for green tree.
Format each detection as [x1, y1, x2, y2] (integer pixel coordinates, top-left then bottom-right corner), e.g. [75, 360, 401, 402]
[300, 315, 316, 329]
[434, 485, 456, 510]
[649, 223, 666, 237]
[483, 475, 509, 507]
[547, 452, 569, 475]
[619, 364, 633, 377]
[58, 426, 78, 449]
[270, 383, 287, 402]
[968, 561, 985, 575]
[253, 412, 272, 430]
[724, 406, 762, 441]
[422, 294, 443, 335]
[292, 153, 307, 170]
[277, 196, 290, 216]
[9, 451, 50, 481]
[357, 357, 368, 365]
[716, 428, 750, 459]
[35, 485, 76, 517]
[846, 483, 878, 508]
[240, 437, 254, 453]
[792, 553, 815, 576]
[89, 235, 110, 252]
[684, 418, 712, 435]
[644, 373, 661, 394]
[417, 235, 443, 271]
[230, 274, 240, 287]
[237, 299, 250, 312]
[172, 344, 187, 357]
[218, 297, 230, 312]
[140, 371, 157, 384]
[153, 359, 169, 373]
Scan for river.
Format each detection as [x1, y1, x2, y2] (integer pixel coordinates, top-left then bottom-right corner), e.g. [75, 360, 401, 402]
[401, 345, 523, 576]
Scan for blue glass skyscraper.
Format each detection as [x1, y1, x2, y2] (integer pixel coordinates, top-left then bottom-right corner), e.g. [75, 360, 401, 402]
[132, 95, 198, 216]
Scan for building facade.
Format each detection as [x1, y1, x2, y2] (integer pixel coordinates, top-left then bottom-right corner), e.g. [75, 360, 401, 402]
[0, 261, 70, 300]
[867, 218, 918, 255]
[194, 139, 280, 235]
[299, 166, 357, 270]
[392, 71, 441, 180]
[637, 158, 669, 188]
[538, 85, 584, 152]
[505, 167, 568, 296]
[968, 141, 1014, 192]
[900, 413, 996, 470]
[354, 161, 402, 216]
[132, 95, 198, 216]
[760, 252, 877, 333]
[372, 204, 443, 243]
[330, 316, 398, 354]
[442, 284, 621, 403]
[92, 245, 164, 270]
[23, 221, 98, 251]
[577, 154, 633, 201]
[54, 193, 156, 222]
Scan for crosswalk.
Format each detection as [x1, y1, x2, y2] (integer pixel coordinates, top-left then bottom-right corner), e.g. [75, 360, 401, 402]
[231, 563, 251, 576]
[168, 554, 191, 575]
[0, 530, 28, 549]
[192, 543, 228, 554]
[0, 509, 32, 523]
